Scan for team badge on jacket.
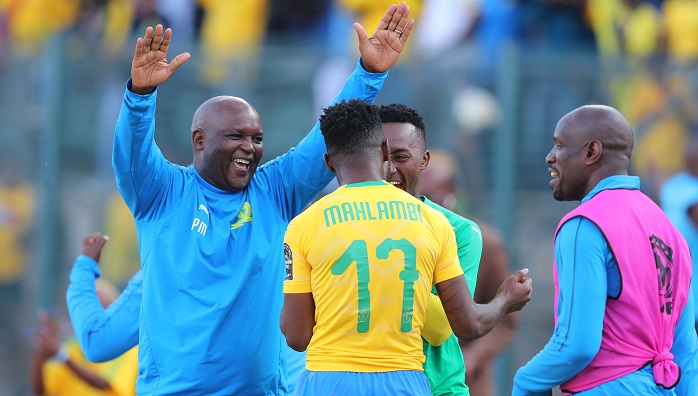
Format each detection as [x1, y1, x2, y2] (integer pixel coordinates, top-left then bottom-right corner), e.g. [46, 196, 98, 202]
[231, 202, 252, 230]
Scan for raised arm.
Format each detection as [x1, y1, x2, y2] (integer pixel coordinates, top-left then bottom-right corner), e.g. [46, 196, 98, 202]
[112, 25, 190, 221]
[435, 268, 531, 342]
[258, 2, 417, 220]
[66, 233, 140, 362]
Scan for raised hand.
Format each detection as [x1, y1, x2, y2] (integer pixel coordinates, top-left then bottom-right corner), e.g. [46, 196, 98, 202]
[81, 233, 109, 263]
[35, 312, 61, 361]
[131, 24, 190, 94]
[497, 268, 533, 313]
[354, 2, 416, 73]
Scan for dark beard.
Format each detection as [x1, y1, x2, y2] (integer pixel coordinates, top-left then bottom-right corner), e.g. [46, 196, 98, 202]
[552, 186, 564, 201]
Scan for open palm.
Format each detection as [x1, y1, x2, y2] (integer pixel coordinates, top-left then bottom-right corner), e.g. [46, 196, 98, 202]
[355, 2, 415, 73]
[131, 25, 190, 93]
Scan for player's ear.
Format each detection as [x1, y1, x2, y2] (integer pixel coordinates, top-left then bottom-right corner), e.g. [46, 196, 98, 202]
[323, 153, 335, 173]
[421, 149, 430, 170]
[192, 129, 204, 151]
[585, 140, 602, 165]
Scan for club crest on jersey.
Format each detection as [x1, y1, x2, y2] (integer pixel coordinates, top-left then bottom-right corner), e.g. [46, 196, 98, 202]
[358, 306, 370, 323]
[284, 243, 293, 280]
[402, 310, 413, 324]
[231, 202, 252, 230]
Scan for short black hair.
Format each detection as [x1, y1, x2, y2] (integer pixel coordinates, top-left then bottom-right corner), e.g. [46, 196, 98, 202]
[378, 103, 427, 150]
[320, 99, 383, 163]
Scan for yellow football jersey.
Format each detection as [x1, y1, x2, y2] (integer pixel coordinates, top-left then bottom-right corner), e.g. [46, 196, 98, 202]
[284, 181, 463, 372]
[43, 339, 138, 396]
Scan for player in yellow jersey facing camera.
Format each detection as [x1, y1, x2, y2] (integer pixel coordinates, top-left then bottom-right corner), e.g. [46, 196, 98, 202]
[280, 99, 532, 395]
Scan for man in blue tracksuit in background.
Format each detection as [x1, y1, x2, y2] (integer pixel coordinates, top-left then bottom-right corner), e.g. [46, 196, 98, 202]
[108, 3, 416, 394]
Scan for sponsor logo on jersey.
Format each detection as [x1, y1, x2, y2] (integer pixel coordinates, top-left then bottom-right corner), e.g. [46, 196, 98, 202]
[198, 204, 210, 219]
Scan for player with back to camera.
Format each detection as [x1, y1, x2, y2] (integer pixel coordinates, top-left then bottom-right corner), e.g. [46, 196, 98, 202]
[281, 99, 532, 395]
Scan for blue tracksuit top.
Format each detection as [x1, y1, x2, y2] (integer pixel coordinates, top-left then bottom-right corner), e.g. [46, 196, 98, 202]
[67, 255, 142, 362]
[112, 60, 386, 395]
[513, 176, 698, 395]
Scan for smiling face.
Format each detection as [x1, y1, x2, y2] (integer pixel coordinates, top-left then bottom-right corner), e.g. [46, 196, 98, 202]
[545, 115, 590, 202]
[191, 97, 264, 192]
[547, 105, 635, 201]
[382, 122, 429, 198]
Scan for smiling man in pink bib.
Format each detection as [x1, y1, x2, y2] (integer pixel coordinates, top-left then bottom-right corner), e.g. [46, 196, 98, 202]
[513, 105, 698, 395]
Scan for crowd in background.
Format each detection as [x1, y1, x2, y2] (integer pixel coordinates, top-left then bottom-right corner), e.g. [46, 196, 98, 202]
[2, 1, 698, 395]
[2, 0, 697, 188]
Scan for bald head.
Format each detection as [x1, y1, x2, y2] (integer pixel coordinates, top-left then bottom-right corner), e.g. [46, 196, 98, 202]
[559, 105, 634, 162]
[547, 105, 635, 201]
[191, 96, 257, 134]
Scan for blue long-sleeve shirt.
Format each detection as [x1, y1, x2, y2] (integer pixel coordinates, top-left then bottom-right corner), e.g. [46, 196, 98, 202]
[66, 255, 141, 362]
[513, 176, 698, 396]
[112, 60, 386, 396]
[660, 171, 698, 321]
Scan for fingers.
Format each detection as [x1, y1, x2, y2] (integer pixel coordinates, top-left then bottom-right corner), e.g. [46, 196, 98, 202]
[37, 311, 61, 334]
[151, 24, 164, 52]
[523, 277, 533, 288]
[83, 232, 104, 245]
[519, 271, 533, 293]
[511, 268, 529, 282]
[36, 326, 59, 353]
[83, 232, 101, 244]
[95, 234, 109, 249]
[159, 28, 173, 55]
[391, 3, 410, 33]
[133, 37, 144, 62]
[168, 52, 191, 75]
[353, 22, 368, 48]
[140, 25, 169, 55]
[387, 2, 409, 33]
[398, 18, 415, 43]
[141, 26, 154, 53]
[375, 3, 398, 32]
[36, 327, 52, 345]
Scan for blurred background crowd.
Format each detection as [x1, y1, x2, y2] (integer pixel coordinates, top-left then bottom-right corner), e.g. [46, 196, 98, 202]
[1, 0, 698, 395]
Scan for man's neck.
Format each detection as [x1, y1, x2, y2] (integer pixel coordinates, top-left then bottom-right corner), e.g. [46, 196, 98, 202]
[336, 168, 385, 186]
